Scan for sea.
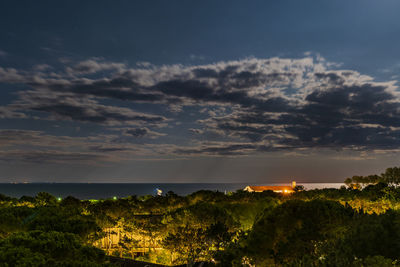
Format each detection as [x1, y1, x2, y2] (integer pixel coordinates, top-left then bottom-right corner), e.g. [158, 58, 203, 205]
[0, 183, 344, 200]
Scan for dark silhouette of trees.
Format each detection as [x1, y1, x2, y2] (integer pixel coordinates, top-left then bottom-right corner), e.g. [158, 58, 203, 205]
[0, 231, 108, 266]
[382, 167, 400, 186]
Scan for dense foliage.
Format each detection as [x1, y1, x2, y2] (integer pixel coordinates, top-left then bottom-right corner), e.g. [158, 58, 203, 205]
[0, 231, 108, 266]
[1, 167, 400, 266]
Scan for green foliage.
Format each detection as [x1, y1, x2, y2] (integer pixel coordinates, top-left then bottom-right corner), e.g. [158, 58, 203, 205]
[24, 206, 101, 242]
[353, 256, 398, 267]
[35, 192, 58, 206]
[0, 206, 33, 237]
[345, 175, 382, 189]
[0, 179, 400, 266]
[325, 210, 400, 265]
[0, 231, 109, 266]
[161, 202, 239, 264]
[345, 166, 400, 189]
[244, 200, 356, 265]
[162, 225, 211, 265]
[382, 167, 400, 185]
[221, 197, 280, 230]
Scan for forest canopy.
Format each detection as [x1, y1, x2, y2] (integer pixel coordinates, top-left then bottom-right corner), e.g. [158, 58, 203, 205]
[0, 167, 400, 266]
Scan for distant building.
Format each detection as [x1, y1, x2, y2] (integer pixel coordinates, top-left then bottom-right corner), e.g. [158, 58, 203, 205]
[243, 181, 298, 194]
[155, 188, 162, 196]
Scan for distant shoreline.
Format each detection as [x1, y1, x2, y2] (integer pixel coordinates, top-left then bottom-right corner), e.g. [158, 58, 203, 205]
[0, 182, 344, 199]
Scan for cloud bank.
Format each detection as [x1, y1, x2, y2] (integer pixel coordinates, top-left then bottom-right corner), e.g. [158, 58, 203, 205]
[1, 56, 400, 161]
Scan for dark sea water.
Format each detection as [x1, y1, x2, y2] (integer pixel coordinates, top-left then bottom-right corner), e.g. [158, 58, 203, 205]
[0, 183, 344, 199]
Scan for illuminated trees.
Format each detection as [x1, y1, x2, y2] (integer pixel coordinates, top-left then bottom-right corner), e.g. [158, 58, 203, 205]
[0, 184, 399, 266]
[162, 225, 210, 265]
[161, 202, 238, 265]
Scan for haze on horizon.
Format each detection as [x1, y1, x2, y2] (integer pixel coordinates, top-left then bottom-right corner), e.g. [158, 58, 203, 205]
[1, 0, 400, 183]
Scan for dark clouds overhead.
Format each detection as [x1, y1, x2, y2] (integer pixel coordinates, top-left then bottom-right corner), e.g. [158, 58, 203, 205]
[1, 56, 400, 160]
[13, 90, 167, 125]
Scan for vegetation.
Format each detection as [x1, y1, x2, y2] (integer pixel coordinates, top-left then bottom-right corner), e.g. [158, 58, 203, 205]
[0, 167, 400, 266]
[0, 231, 108, 266]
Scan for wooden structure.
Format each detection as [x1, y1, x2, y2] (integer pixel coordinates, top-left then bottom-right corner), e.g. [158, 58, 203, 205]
[95, 227, 163, 258]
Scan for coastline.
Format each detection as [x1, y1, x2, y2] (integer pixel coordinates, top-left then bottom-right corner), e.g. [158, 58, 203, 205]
[0, 182, 344, 199]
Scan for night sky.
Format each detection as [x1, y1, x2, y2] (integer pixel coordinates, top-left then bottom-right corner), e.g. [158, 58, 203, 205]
[1, 0, 400, 183]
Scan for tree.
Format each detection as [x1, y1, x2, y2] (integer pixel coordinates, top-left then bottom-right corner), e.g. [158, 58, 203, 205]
[26, 206, 101, 242]
[382, 167, 400, 185]
[162, 225, 210, 265]
[0, 206, 33, 238]
[345, 175, 382, 189]
[346, 211, 399, 260]
[0, 231, 109, 266]
[161, 202, 238, 265]
[353, 255, 397, 267]
[35, 192, 57, 206]
[243, 200, 356, 266]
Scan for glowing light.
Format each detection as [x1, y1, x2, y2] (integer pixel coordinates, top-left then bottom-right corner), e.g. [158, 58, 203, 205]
[113, 196, 117, 200]
[57, 197, 62, 201]
[155, 188, 163, 196]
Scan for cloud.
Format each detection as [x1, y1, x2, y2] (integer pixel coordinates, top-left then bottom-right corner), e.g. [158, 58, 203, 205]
[188, 128, 205, 135]
[0, 150, 105, 164]
[1, 56, 400, 156]
[0, 130, 117, 164]
[0, 129, 176, 164]
[121, 127, 166, 138]
[194, 75, 400, 153]
[0, 107, 27, 119]
[12, 90, 167, 125]
[174, 143, 258, 156]
[65, 58, 126, 75]
[1, 57, 321, 108]
[0, 67, 26, 83]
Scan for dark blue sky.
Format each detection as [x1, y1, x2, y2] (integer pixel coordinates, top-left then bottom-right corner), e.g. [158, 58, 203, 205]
[1, 0, 400, 183]
[2, 0, 400, 72]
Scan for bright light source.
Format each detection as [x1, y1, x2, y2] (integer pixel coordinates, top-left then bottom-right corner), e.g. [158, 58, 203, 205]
[113, 196, 117, 200]
[57, 197, 62, 201]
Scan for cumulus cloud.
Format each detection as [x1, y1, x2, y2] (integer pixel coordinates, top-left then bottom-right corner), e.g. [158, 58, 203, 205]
[1, 56, 400, 157]
[0, 67, 26, 83]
